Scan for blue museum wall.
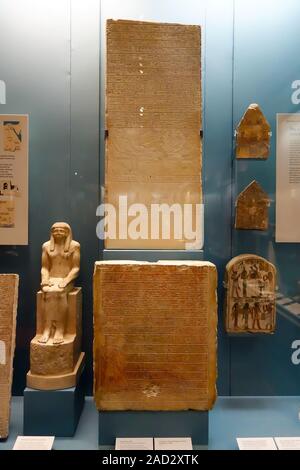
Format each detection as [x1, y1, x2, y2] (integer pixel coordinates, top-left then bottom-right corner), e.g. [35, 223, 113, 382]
[231, 0, 300, 394]
[0, 0, 299, 397]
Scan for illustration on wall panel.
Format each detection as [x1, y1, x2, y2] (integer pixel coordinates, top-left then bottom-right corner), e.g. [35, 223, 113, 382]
[0, 114, 28, 244]
[224, 254, 276, 334]
[3, 121, 22, 152]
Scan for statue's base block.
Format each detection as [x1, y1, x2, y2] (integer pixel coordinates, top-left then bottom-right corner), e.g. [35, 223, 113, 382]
[98, 411, 208, 446]
[26, 352, 85, 390]
[23, 379, 85, 437]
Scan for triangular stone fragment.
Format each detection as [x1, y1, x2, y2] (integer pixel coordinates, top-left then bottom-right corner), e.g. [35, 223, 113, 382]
[235, 180, 270, 230]
[236, 103, 271, 159]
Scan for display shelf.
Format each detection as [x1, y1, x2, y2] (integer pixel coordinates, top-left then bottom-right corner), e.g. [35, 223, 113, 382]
[209, 396, 300, 450]
[1, 396, 300, 450]
[24, 382, 85, 437]
[0, 397, 98, 450]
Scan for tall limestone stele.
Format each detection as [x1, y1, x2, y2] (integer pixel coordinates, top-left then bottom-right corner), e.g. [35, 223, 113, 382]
[27, 222, 85, 390]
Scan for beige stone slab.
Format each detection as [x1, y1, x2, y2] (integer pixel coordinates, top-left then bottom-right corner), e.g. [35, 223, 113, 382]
[0, 274, 19, 438]
[105, 20, 202, 249]
[106, 20, 201, 130]
[224, 254, 276, 334]
[106, 129, 201, 181]
[27, 351, 85, 391]
[93, 260, 217, 411]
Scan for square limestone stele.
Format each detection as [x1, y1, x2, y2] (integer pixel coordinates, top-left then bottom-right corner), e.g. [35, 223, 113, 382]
[93, 260, 217, 411]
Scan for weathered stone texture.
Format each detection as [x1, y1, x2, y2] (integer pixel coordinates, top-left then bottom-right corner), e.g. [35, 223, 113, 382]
[0, 274, 18, 438]
[224, 255, 276, 334]
[105, 20, 202, 249]
[94, 260, 217, 411]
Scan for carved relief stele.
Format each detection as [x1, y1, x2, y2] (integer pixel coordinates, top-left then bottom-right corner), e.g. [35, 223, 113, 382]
[27, 223, 85, 390]
[236, 103, 271, 159]
[224, 254, 276, 334]
[0, 274, 18, 439]
[235, 180, 270, 230]
[94, 260, 218, 411]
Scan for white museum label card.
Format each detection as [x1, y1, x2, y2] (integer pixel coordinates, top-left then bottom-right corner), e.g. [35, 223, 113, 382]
[275, 437, 300, 450]
[276, 113, 300, 242]
[13, 436, 54, 450]
[115, 438, 153, 450]
[0, 114, 28, 245]
[154, 437, 193, 450]
[237, 437, 277, 450]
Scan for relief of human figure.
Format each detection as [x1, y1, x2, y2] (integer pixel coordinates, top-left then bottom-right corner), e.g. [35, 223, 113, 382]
[39, 222, 80, 344]
[242, 302, 252, 329]
[252, 302, 262, 330]
[263, 271, 273, 297]
[263, 302, 274, 330]
[231, 267, 243, 298]
[247, 263, 261, 297]
[231, 302, 240, 329]
[241, 265, 248, 298]
[225, 254, 276, 334]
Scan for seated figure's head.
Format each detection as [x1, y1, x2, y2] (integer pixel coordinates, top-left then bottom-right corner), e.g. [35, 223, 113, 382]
[50, 222, 72, 252]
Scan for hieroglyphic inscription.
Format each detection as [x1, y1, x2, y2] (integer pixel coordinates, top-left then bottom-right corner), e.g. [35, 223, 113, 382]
[94, 261, 217, 411]
[105, 20, 202, 249]
[0, 274, 18, 438]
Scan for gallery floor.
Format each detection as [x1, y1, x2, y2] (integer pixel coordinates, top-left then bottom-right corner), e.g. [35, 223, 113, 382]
[1, 396, 300, 450]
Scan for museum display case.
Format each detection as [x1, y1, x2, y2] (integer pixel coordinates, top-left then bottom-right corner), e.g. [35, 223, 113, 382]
[1, 0, 300, 452]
